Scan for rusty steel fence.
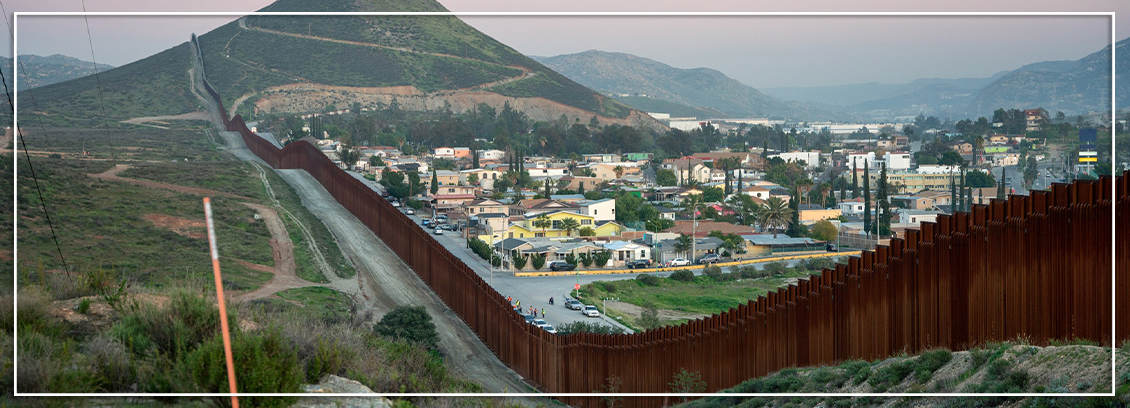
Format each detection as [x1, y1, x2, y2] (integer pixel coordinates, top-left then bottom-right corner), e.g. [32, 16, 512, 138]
[193, 35, 1124, 407]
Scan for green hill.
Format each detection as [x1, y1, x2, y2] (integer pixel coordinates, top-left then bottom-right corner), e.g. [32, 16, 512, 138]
[20, 0, 635, 127]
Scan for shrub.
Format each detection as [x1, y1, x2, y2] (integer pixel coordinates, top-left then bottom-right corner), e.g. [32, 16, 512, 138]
[669, 367, 707, 400]
[110, 290, 231, 359]
[763, 262, 787, 276]
[636, 273, 659, 286]
[530, 253, 546, 270]
[702, 266, 722, 279]
[868, 360, 913, 392]
[838, 360, 871, 385]
[592, 250, 612, 268]
[669, 270, 695, 282]
[638, 303, 660, 330]
[913, 350, 953, 383]
[183, 329, 303, 408]
[77, 298, 91, 314]
[511, 252, 528, 270]
[579, 253, 593, 267]
[83, 335, 135, 392]
[599, 282, 617, 293]
[373, 306, 438, 350]
[557, 321, 626, 335]
[305, 336, 355, 383]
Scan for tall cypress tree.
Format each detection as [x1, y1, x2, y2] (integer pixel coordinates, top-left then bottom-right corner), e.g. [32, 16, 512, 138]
[959, 168, 967, 212]
[878, 162, 888, 236]
[839, 176, 846, 204]
[950, 173, 957, 214]
[863, 161, 871, 234]
[430, 169, 439, 194]
[852, 159, 859, 199]
[997, 167, 1007, 200]
[544, 177, 552, 198]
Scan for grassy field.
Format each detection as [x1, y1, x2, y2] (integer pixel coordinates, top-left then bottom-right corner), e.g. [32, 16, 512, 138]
[574, 260, 844, 330]
[18, 125, 225, 162]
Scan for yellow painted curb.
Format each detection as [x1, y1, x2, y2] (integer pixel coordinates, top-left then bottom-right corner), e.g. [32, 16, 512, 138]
[513, 251, 862, 277]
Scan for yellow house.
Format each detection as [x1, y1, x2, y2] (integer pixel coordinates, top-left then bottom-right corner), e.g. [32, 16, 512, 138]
[506, 210, 623, 239]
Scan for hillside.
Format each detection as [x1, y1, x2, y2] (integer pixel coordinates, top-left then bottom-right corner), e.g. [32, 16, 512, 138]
[679, 343, 1129, 408]
[0, 54, 114, 90]
[968, 37, 1129, 117]
[20, 0, 657, 129]
[533, 50, 853, 121]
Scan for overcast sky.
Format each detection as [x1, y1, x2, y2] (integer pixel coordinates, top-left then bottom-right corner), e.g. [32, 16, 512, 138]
[0, 0, 1124, 88]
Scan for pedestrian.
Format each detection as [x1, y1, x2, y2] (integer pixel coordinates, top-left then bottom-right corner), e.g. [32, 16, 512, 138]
[541, 308, 545, 318]
[549, 296, 554, 305]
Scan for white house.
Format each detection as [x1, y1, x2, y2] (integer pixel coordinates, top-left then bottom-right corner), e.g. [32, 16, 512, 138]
[898, 209, 940, 226]
[771, 151, 821, 169]
[603, 241, 651, 266]
[741, 185, 771, 200]
[479, 149, 506, 161]
[848, 151, 911, 171]
[434, 147, 456, 158]
[575, 198, 616, 222]
[838, 201, 866, 216]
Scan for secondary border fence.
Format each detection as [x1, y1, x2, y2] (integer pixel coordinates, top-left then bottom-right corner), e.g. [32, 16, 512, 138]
[192, 35, 1126, 407]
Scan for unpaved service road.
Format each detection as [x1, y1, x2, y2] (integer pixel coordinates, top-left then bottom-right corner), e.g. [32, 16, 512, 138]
[275, 169, 530, 394]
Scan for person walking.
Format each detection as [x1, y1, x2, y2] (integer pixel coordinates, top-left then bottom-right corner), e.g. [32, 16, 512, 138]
[549, 296, 554, 305]
[541, 308, 545, 318]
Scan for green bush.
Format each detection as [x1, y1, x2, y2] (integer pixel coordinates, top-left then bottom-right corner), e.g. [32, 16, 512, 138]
[511, 252, 528, 270]
[838, 360, 871, 385]
[77, 298, 91, 314]
[763, 262, 787, 276]
[669, 270, 695, 282]
[868, 360, 914, 392]
[373, 306, 439, 350]
[636, 273, 659, 286]
[913, 350, 953, 383]
[183, 329, 303, 408]
[702, 266, 722, 279]
[530, 253, 546, 270]
[592, 250, 612, 268]
[557, 321, 626, 335]
[109, 290, 232, 359]
[305, 336, 355, 383]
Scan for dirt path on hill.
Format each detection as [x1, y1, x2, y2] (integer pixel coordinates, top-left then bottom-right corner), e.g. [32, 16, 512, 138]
[234, 202, 326, 302]
[87, 164, 253, 200]
[120, 111, 210, 128]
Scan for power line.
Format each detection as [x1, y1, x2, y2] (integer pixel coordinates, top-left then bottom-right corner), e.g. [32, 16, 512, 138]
[79, 0, 116, 165]
[0, 0, 55, 149]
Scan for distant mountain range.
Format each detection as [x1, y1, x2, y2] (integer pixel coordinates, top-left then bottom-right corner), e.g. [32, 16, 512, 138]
[538, 38, 1127, 122]
[0, 54, 114, 90]
[764, 37, 1128, 120]
[532, 50, 854, 121]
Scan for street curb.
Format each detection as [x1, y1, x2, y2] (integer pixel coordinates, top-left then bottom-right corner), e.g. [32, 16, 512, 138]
[513, 251, 861, 277]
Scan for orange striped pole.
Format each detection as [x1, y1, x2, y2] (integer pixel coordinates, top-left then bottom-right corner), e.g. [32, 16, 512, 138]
[203, 197, 240, 408]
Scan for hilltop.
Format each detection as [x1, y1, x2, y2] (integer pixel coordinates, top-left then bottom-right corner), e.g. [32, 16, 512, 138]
[19, 0, 660, 130]
[533, 50, 853, 121]
[0, 54, 115, 90]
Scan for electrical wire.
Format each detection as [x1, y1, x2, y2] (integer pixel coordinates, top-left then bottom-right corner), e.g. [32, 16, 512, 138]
[79, 0, 116, 165]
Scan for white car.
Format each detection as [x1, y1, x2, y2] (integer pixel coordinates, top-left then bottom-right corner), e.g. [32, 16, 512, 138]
[668, 258, 691, 267]
[582, 305, 600, 317]
[433, 228, 443, 235]
[392, 201, 402, 208]
[532, 319, 549, 327]
[405, 208, 415, 215]
[542, 325, 557, 334]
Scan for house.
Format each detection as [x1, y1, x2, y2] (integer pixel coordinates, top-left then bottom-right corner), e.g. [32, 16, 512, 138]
[551, 194, 588, 204]
[459, 168, 503, 189]
[745, 235, 822, 256]
[559, 176, 603, 192]
[771, 151, 821, 169]
[769, 188, 793, 203]
[453, 147, 472, 160]
[583, 153, 619, 163]
[575, 198, 616, 222]
[434, 147, 456, 158]
[838, 200, 866, 216]
[462, 199, 509, 216]
[653, 206, 678, 220]
[898, 209, 941, 226]
[526, 166, 571, 178]
[603, 241, 651, 266]
[511, 199, 578, 216]
[655, 236, 725, 263]
[798, 204, 842, 225]
[709, 168, 727, 183]
[432, 170, 459, 186]
[624, 152, 653, 162]
[581, 163, 640, 181]
[479, 149, 506, 161]
[1024, 108, 1048, 132]
[687, 152, 765, 170]
[470, 212, 510, 244]
[549, 242, 606, 262]
[989, 134, 1010, 145]
[951, 143, 973, 155]
[660, 158, 711, 185]
[741, 185, 772, 200]
[506, 210, 623, 239]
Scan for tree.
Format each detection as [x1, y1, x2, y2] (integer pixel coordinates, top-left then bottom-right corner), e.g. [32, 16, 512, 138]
[638, 303, 661, 330]
[467, 173, 479, 185]
[701, 187, 725, 203]
[656, 169, 677, 187]
[578, 226, 595, 237]
[877, 162, 890, 236]
[373, 305, 439, 350]
[997, 167, 1007, 200]
[810, 219, 837, 242]
[669, 368, 707, 401]
[1023, 156, 1038, 189]
[672, 233, 693, 258]
[530, 253, 547, 270]
[863, 161, 871, 234]
[557, 321, 626, 335]
[533, 214, 552, 236]
[966, 170, 996, 188]
[757, 197, 793, 238]
[368, 155, 385, 167]
[430, 169, 439, 194]
[511, 251, 528, 270]
[613, 165, 624, 180]
[819, 183, 832, 208]
[851, 159, 859, 199]
[795, 178, 814, 206]
[561, 218, 580, 236]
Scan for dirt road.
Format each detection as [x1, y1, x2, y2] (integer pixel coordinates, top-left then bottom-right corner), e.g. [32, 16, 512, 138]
[234, 202, 326, 302]
[87, 164, 253, 200]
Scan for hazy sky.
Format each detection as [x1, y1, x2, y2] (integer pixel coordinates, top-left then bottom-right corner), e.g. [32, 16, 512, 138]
[0, 0, 1124, 88]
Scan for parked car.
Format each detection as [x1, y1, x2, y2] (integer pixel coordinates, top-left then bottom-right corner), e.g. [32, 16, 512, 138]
[667, 258, 691, 267]
[565, 299, 584, 310]
[522, 314, 536, 324]
[433, 228, 443, 235]
[392, 201, 401, 208]
[405, 208, 415, 215]
[582, 305, 600, 317]
[379, 191, 390, 198]
[626, 259, 652, 269]
[549, 261, 576, 271]
[436, 215, 449, 224]
[698, 254, 721, 265]
[541, 324, 557, 334]
[826, 244, 838, 252]
[422, 219, 433, 227]
[532, 319, 549, 328]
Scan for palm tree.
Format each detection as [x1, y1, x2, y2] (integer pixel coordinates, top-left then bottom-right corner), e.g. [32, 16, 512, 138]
[614, 165, 624, 180]
[757, 197, 794, 238]
[818, 183, 831, 207]
[532, 214, 551, 236]
[560, 218, 580, 236]
[795, 178, 814, 206]
[672, 233, 693, 259]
